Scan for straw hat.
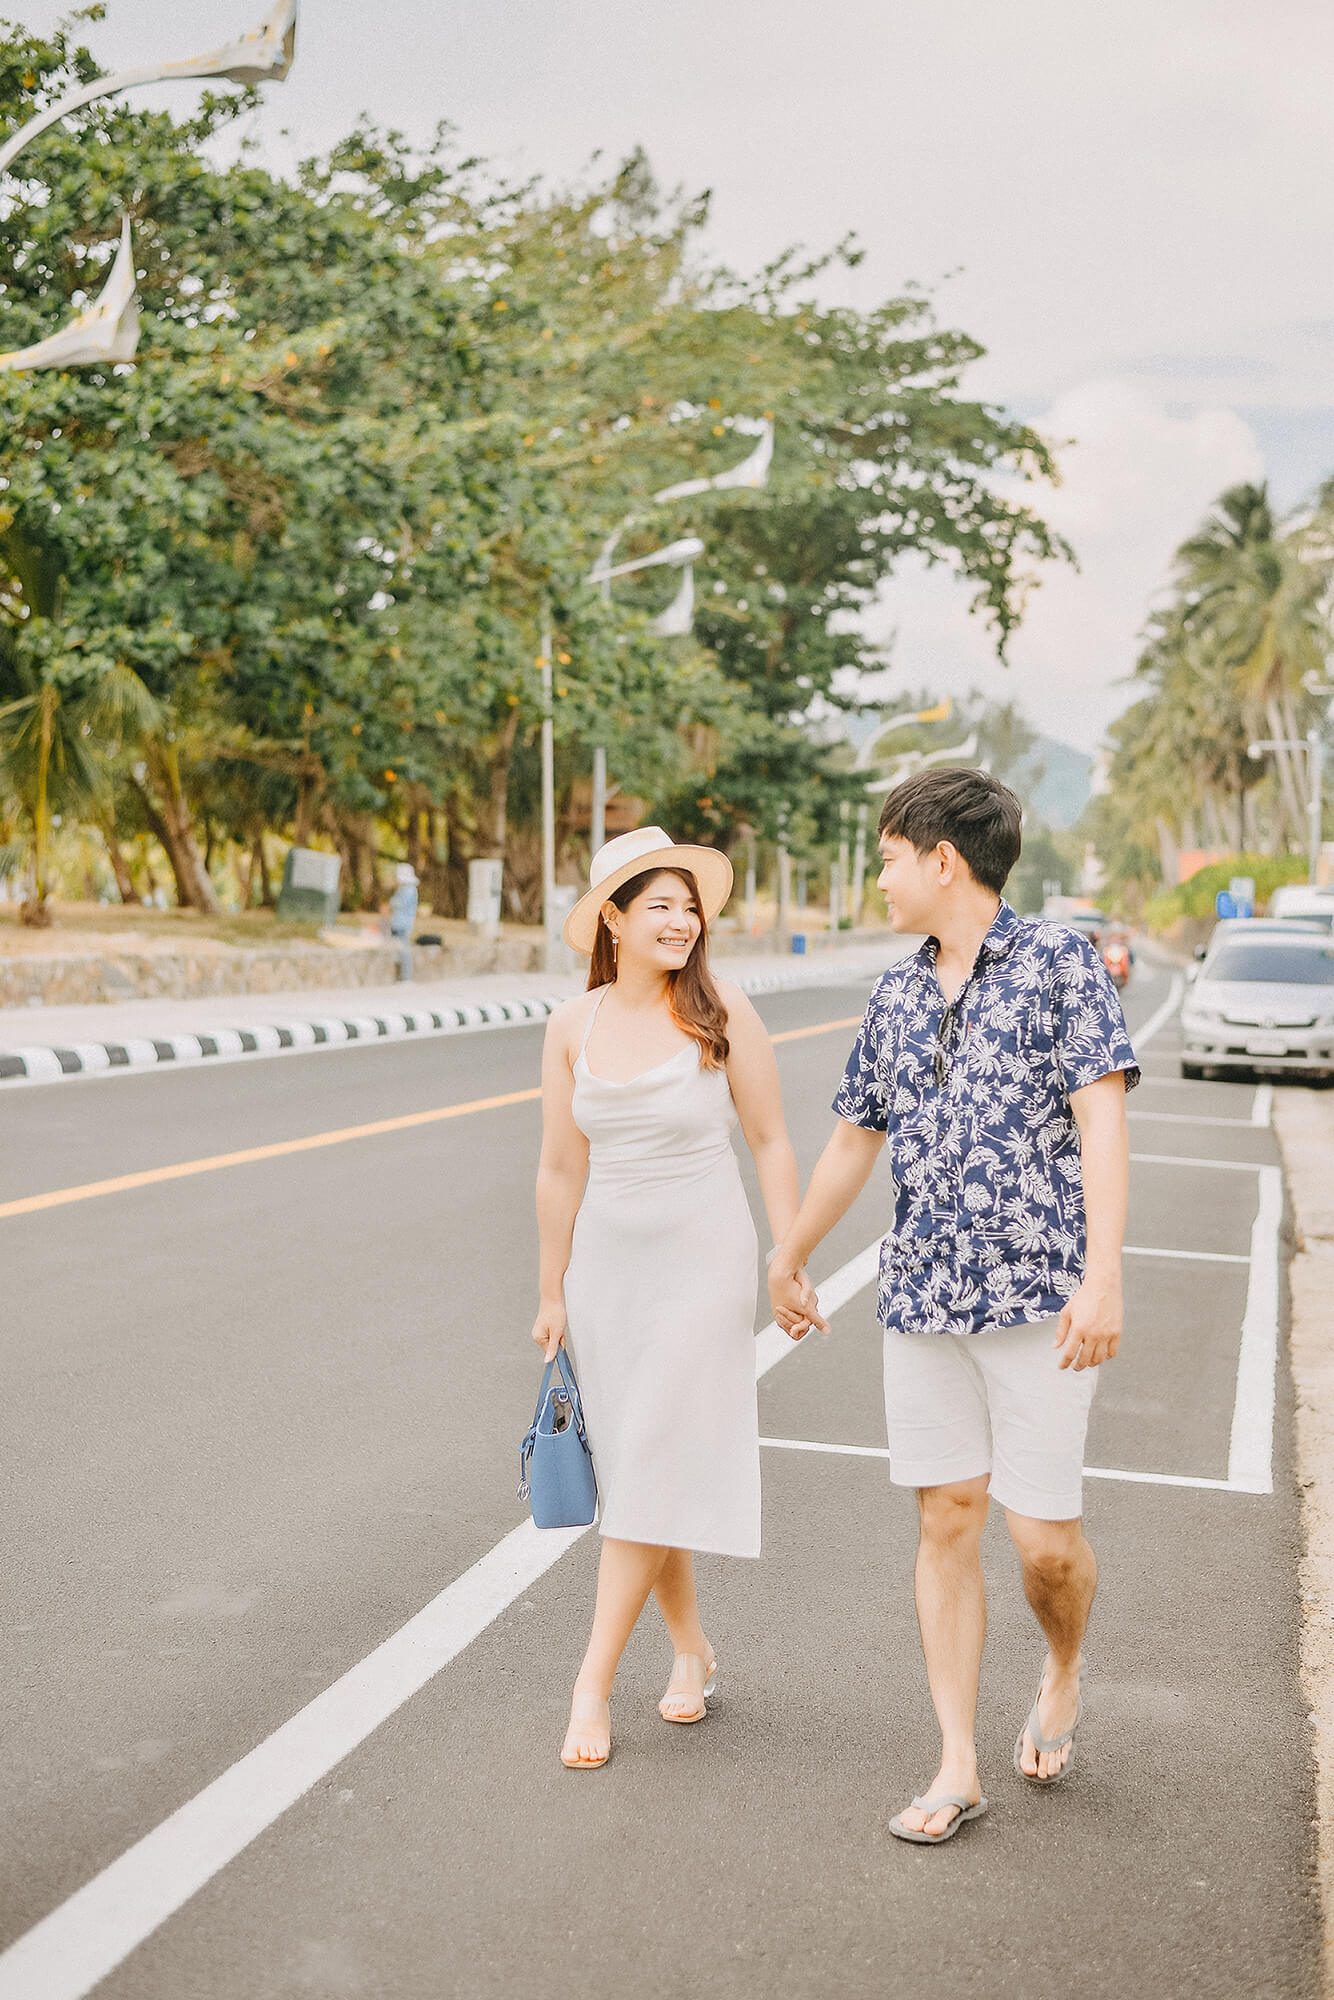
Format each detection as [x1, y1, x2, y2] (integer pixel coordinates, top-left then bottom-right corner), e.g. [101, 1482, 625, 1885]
[394, 862, 418, 886]
[562, 826, 734, 955]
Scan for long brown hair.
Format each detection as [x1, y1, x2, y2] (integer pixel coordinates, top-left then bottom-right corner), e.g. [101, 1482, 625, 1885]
[587, 867, 730, 1068]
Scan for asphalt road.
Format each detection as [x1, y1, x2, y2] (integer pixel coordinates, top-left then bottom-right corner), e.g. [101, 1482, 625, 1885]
[1, 960, 1317, 1999]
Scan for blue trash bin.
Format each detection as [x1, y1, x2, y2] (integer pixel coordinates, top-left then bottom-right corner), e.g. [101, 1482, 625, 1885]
[791, 933, 807, 955]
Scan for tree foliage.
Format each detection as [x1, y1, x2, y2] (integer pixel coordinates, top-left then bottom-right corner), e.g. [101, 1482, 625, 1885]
[1090, 480, 1334, 902]
[0, 14, 1065, 920]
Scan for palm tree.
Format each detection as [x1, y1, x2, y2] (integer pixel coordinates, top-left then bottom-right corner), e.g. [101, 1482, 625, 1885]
[1, 514, 170, 920]
[0, 517, 163, 920]
[1173, 483, 1329, 843]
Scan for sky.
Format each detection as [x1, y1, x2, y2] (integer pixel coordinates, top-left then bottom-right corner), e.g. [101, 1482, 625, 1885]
[13, 0, 1334, 749]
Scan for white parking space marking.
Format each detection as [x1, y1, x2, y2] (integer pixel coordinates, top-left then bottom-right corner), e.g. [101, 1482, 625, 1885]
[0, 1239, 885, 2000]
[1083, 1467, 1254, 1493]
[1124, 1245, 1250, 1264]
[759, 1438, 1269, 1495]
[762, 1437, 890, 1461]
[1130, 1110, 1263, 1129]
[1252, 1083, 1274, 1128]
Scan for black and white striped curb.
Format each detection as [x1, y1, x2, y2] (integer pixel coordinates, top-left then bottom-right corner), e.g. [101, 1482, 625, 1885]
[0, 960, 886, 1086]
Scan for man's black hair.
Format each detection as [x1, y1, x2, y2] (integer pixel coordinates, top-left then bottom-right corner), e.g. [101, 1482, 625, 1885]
[878, 766, 1022, 893]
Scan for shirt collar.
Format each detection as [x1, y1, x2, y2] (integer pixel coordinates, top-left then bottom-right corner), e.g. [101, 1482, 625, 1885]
[916, 900, 1020, 978]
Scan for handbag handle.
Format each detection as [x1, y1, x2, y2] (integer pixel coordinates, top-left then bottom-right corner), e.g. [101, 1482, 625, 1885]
[517, 1344, 588, 1499]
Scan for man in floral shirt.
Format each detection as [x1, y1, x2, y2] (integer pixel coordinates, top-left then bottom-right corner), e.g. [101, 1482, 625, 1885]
[769, 768, 1137, 1846]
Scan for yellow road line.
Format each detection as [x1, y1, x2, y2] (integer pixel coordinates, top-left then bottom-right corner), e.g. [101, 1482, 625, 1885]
[770, 1015, 862, 1044]
[0, 1012, 864, 1222]
[0, 1088, 542, 1221]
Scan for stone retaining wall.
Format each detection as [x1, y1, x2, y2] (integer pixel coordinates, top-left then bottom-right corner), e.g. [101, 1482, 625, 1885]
[0, 923, 888, 1008]
[0, 936, 545, 1008]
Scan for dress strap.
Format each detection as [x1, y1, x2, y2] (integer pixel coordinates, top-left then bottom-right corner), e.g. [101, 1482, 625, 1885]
[577, 985, 610, 1061]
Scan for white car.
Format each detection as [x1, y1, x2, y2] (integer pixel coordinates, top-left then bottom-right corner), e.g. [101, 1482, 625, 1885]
[1181, 931, 1334, 1079]
[1270, 886, 1334, 921]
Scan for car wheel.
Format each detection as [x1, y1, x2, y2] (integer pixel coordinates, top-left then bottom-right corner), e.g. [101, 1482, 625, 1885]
[1181, 1060, 1205, 1080]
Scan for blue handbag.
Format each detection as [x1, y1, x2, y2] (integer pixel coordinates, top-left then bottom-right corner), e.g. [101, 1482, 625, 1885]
[517, 1346, 598, 1529]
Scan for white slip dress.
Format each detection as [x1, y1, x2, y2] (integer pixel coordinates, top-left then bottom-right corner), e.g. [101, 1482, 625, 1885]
[562, 987, 761, 1559]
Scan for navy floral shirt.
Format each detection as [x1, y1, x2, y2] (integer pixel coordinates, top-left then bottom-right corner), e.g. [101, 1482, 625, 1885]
[834, 902, 1139, 1337]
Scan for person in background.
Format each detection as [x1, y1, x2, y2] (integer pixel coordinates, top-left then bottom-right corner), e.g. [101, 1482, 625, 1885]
[388, 862, 418, 981]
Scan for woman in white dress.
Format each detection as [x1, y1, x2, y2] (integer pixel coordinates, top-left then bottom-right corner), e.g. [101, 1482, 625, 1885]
[531, 827, 815, 1770]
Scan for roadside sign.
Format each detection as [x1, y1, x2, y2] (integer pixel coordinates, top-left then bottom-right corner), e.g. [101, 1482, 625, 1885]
[1229, 876, 1255, 918]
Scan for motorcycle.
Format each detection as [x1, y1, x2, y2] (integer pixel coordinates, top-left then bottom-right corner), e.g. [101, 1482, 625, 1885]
[1102, 937, 1132, 989]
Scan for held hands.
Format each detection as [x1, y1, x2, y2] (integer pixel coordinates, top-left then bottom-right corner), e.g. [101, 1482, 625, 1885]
[530, 1298, 566, 1362]
[767, 1257, 828, 1342]
[1055, 1272, 1122, 1371]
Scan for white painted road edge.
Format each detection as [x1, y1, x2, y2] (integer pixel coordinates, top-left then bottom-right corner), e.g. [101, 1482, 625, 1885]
[0, 1239, 885, 2000]
[1227, 1163, 1284, 1493]
[759, 1437, 1265, 1495]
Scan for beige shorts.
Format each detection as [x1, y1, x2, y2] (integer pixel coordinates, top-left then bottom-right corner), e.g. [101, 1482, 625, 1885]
[882, 1315, 1097, 1521]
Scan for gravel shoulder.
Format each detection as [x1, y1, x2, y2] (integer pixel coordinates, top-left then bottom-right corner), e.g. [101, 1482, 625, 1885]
[1275, 1085, 1334, 1993]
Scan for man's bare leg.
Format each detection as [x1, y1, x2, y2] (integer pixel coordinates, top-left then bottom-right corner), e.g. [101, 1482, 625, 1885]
[896, 1475, 990, 1838]
[1006, 1511, 1097, 1779]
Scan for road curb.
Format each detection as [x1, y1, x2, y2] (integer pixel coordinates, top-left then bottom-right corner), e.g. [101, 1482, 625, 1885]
[0, 961, 882, 1087]
[1272, 1087, 1334, 1992]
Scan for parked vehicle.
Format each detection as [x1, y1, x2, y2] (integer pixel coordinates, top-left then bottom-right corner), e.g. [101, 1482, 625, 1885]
[1180, 931, 1334, 1079]
[1193, 915, 1332, 964]
[1269, 886, 1334, 921]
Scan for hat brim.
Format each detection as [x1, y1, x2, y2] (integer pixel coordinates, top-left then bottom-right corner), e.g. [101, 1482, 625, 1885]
[562, 845, 734, 955]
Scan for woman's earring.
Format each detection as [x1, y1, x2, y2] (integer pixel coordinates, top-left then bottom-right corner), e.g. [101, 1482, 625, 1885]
[611, 933, 619, 960]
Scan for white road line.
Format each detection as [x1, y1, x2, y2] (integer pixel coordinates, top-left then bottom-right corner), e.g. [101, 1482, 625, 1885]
[758, 1438, 1265, 1494]
[1083, 1466, 1257, 1493]
[1136, 1075, 1218, 1088]
[0, 1247, 884, 2000]
[1133, 973, 1185, 1050]
[1252, 1083, 1274, 1128]
[1130, 1110, 1262, 1129]
[761, 1436, 890, 1459]
[1226, 1163, 1284, 1494]
[0, 1519, 583, 2000]
[1123, 1245, 1250, 1265]
[1131, 1152, 1270, 1173]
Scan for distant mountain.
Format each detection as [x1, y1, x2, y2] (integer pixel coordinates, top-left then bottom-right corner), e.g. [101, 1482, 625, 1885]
[1017, 738, 1093, 830]
[839, 712, 1092, 829]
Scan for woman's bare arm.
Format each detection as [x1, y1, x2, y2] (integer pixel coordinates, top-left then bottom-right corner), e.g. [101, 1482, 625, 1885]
[532, 1004, 591, 1358]
[720, 983, 802, 1249]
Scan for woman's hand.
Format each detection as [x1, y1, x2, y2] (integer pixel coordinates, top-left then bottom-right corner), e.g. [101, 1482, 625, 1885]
[530, 1298, 566, 1360]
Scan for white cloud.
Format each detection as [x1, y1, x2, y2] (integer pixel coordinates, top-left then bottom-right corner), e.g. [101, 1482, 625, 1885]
[863, 382, 1265, 751]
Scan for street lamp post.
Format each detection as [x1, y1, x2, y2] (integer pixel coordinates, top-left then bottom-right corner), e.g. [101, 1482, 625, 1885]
[591, 745, 607, 854]
[850, 804, 869, 924]
[0, 1, 297, 177]
[550, 420, 774, 966]
[539, 613, 556, 959]
[1249, 733, 1326, 885]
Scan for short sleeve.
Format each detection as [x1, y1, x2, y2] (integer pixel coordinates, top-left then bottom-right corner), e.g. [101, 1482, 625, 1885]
[1050, 934, 1141, 1095]
[832, 991, 891, 1131]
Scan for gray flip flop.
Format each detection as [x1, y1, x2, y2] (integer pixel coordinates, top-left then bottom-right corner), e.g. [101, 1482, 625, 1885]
[1013, 1670, 1082, 1785]
[889, 1793, 988, 1845]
